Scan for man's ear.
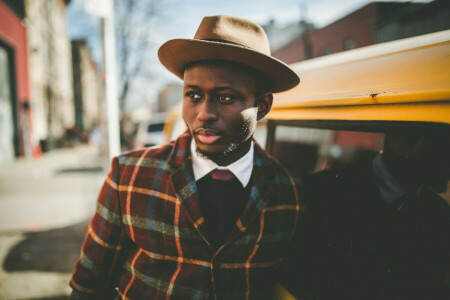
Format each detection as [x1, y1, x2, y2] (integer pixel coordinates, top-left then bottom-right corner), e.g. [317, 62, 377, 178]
[256, 93, 273, 121]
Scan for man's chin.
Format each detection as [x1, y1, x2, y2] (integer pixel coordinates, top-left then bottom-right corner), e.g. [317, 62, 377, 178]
[195, 146, 228, 162]
[195, 142, 240, 163]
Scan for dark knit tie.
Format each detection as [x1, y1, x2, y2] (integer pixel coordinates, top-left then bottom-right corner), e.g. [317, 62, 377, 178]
[196, 169, 250, 249]
[209, 169, 235, 181]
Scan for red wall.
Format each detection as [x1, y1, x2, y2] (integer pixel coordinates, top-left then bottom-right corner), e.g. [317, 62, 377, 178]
[0, 1, 30, 106]
[273, 3, 378, 64]
[0, 1, 35, 157]
[310, 3, 376, 57]
[273, 36, 308, 64]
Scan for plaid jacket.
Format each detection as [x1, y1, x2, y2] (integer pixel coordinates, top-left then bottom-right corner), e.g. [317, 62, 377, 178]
[70, 132, 302, 299]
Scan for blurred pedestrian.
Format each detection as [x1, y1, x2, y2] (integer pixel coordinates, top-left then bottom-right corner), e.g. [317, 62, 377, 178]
[282, 130, 450, 300]
[120, 115, 137, 151]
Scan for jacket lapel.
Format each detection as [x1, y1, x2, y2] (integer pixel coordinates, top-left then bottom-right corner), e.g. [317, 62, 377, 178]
[168, 132, 212, 248]
[231, 142, 276, 239]
[167, 133, 276, 248]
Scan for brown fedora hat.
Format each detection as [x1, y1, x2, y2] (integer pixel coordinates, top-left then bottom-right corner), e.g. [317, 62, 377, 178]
[158, 15, 300, 93]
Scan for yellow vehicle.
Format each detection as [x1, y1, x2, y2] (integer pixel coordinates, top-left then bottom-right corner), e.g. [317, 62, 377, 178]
[163, 30, 450, 299]
[269, 30, 450, 299]
[267, 28, 450, 186]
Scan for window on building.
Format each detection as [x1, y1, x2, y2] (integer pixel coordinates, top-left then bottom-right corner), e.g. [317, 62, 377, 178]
[320, 46, 334, 56]
[344, 38, 356, 50]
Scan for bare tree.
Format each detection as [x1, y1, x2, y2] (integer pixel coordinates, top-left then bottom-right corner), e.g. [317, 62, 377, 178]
[114, 0, 162, 112]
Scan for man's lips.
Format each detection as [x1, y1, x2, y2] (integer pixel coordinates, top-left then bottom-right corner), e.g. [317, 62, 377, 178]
[194, 129, 222, 144]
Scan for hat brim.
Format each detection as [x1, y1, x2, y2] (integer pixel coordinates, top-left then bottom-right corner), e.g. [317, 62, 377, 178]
[158, 39, 300, 93]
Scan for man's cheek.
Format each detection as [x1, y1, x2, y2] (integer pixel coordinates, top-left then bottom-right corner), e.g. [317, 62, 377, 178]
[241, 107, 258, 119]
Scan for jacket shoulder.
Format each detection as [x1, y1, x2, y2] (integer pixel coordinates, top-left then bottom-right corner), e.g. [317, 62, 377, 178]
[271, 156, 301, 182]
[112, 141, 178, 175]
[118, 141, 175, 163]
[253, 142, 301, 182]
[261, 153, 302, 207]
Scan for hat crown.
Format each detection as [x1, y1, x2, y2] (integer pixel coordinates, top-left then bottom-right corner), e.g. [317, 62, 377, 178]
[194, 15, 271, 55]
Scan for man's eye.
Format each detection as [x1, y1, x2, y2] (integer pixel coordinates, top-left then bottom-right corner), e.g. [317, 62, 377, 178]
[217, 95, 233, 102]
[185, 92, 201, 100]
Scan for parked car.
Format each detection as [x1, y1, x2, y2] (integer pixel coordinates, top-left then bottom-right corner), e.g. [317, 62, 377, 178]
[134, 112, 168, 149]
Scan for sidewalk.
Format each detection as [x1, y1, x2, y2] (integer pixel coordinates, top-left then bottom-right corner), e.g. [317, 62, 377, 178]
[0, 145, 108, 299]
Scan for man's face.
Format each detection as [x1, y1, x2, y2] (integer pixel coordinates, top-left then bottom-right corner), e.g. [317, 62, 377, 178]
[182, 61, 269, 165]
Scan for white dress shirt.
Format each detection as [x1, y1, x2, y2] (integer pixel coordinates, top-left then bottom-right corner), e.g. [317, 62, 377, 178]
[190, 139, 254, 187]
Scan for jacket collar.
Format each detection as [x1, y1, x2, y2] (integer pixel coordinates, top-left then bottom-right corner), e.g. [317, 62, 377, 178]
[168, 131, 277, 250]
[167, 130, 193, 168]
[190, 139, 254, 187]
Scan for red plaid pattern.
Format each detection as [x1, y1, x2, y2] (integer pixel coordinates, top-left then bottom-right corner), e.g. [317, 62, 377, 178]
[70, 132, 302, 299]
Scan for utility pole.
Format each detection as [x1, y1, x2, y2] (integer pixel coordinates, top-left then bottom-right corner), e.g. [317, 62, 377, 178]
[85, 0, 120, 161]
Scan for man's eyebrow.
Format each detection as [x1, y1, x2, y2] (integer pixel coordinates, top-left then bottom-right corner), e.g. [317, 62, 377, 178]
[184, 84, 201, 90]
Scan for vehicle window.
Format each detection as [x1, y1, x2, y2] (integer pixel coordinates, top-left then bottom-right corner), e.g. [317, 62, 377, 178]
[272, 125, 384, 176]
[253, 122, 267, 149]
[270, 124, 450, 204]
[147, 123, 165, 132]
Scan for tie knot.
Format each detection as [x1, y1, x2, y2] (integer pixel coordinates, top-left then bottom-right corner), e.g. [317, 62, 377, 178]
[209, 169, 234, 181]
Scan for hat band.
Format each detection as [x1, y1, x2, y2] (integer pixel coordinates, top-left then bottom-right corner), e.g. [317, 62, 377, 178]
[200, 38, 250, 49]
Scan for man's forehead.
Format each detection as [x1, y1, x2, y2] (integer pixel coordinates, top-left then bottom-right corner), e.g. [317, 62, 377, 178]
[183, 61, 257, 89]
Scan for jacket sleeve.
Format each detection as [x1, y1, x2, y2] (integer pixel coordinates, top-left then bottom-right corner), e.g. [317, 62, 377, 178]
[70, 157, 125, 299]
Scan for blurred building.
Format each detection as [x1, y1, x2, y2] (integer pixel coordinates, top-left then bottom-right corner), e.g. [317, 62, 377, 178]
[273, 0, 450, 64]
[156, 82, 182, 113]
[0, 0, 33, 164]
[374, 0, 450, 43]
[71, 39, 101, 134]
[25, 0, 74, 152]
[262, 19, 314, 53]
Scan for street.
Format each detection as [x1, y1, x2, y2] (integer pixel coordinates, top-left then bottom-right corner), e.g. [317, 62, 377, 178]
[0, 145, 108, 299]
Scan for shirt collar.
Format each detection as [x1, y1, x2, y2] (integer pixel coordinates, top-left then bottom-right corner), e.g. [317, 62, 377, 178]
[190, 139, 254, 187]
[372, 153, 407, 204]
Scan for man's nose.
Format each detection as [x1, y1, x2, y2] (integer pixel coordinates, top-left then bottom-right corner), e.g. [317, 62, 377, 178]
[197, 98, 218, 122]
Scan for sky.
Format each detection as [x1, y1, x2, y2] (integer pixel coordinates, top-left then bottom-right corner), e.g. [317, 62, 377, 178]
[67, 0, 386, 62]
[66, 0, 431, 111]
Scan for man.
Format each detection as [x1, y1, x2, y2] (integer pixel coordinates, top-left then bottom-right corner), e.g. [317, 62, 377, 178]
[282, 130, 450, 300]
[70, 15, 301, 299]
